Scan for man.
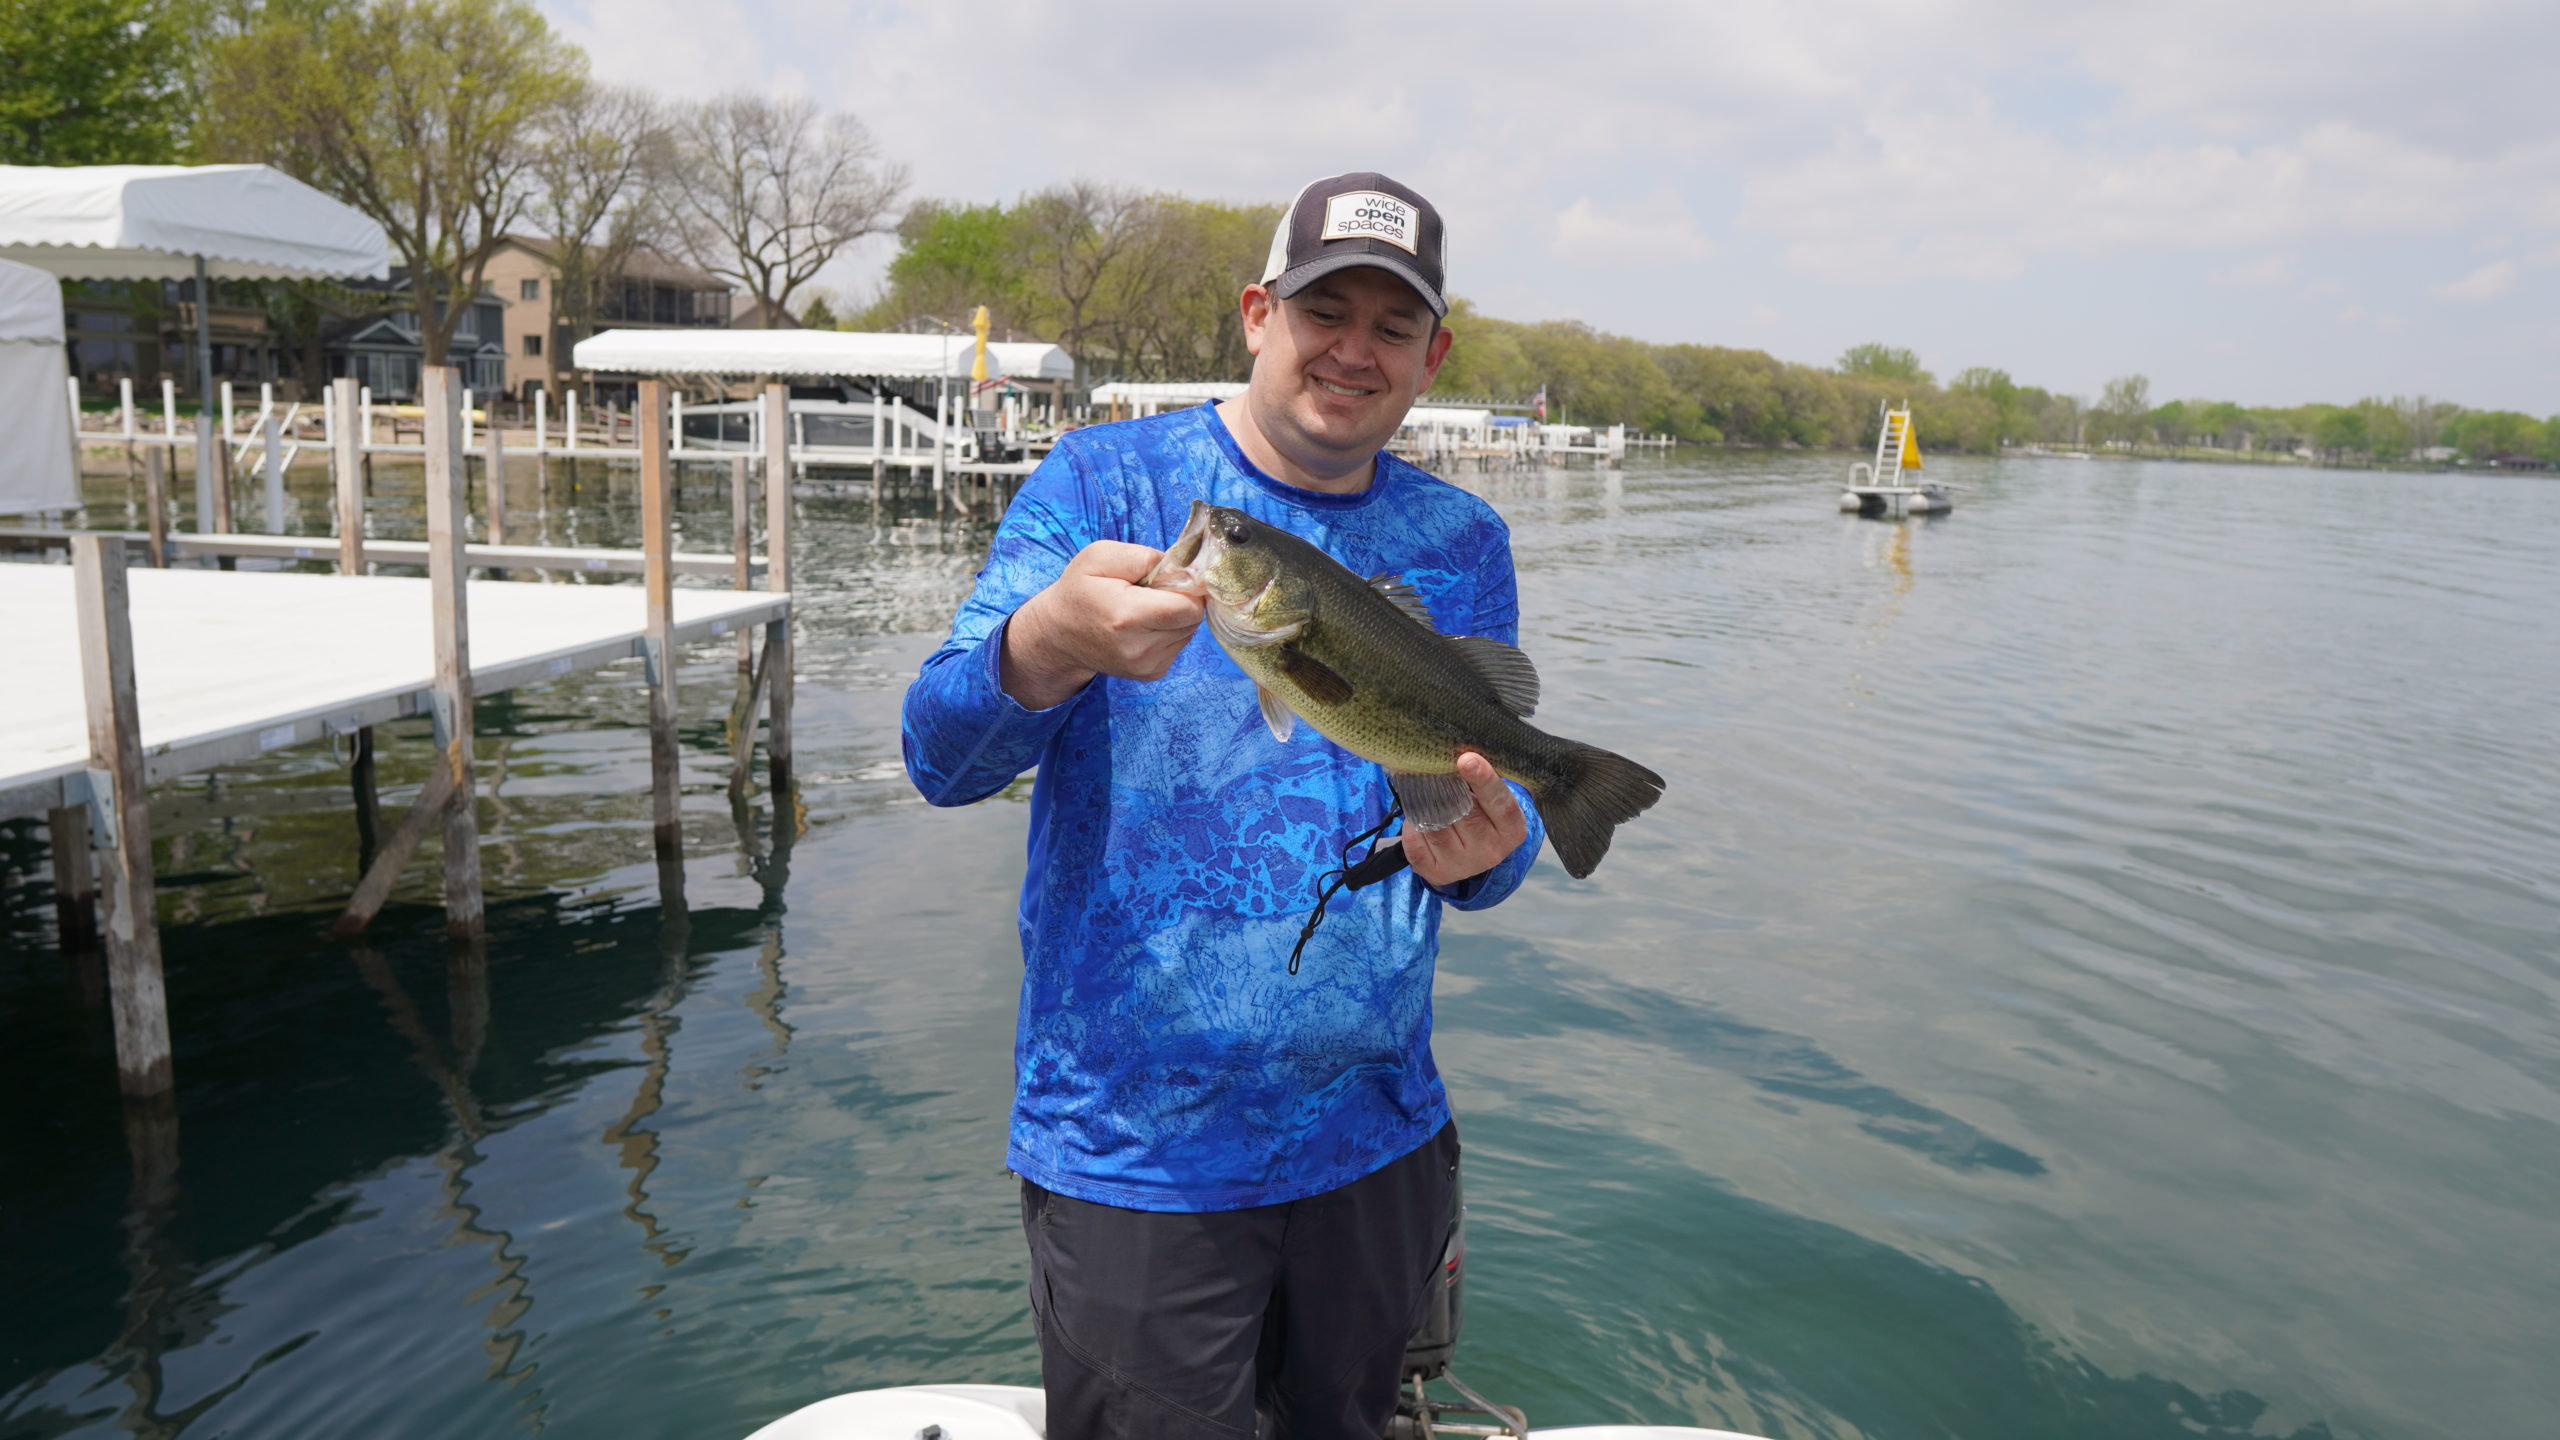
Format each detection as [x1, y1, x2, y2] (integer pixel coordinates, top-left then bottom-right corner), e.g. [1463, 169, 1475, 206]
[903, 173, 1542, 1439]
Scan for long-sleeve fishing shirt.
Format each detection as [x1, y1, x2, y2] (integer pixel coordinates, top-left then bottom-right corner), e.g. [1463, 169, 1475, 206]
[902, 402, 1545, 1213]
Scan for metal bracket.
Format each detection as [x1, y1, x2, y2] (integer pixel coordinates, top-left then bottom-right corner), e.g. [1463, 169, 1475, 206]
[83, 767, 119, 849]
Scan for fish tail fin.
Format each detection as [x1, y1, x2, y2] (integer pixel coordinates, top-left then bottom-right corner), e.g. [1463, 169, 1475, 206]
[1533, 743, 1665, 879]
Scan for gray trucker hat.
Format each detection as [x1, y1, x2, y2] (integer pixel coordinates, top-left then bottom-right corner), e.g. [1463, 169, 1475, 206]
[1260, 172, 1448, 318]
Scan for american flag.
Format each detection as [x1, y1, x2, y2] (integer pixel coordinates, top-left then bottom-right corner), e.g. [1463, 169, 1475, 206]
[1531, 384, 1548, 422]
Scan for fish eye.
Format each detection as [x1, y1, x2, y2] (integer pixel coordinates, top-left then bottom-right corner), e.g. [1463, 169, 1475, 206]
[1221, 521, 1250, 544]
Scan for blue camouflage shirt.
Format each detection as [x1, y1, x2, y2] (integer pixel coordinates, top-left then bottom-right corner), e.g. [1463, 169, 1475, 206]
[901, 402, 1543, 1212]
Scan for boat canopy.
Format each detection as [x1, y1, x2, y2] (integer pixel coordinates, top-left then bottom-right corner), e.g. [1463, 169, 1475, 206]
[0, 257, 76, 514]
[0, 164, 389, 280]
[1086, 381, 1247, 405]
[574, 328, 1075, 381]
[1402, 406, 1491, 430]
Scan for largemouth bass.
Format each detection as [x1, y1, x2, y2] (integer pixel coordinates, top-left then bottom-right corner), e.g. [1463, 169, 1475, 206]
[1144, 500, 1663, 878]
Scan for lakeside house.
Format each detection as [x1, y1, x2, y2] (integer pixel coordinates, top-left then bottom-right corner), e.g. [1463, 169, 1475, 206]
[54, 235, 737, 407]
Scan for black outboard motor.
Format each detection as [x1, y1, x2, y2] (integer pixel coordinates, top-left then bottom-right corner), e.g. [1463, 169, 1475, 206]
[1401, 1173, 1465, 1380]
[1385, 1177, 1526, 1437]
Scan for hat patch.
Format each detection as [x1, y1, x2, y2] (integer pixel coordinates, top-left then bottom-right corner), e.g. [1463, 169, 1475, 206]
[1321, 191, 1418, 254]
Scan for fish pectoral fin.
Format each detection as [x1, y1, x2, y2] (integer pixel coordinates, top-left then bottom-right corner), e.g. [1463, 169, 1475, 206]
[1447, 635, 1541, 717]
[1388, 768, 1477, 831]
[1207, 602, 1303, 651]
[1256, 685, 1298, 743]
[1276, 646, 1354, 706]
[1367, 573, 1440, 632]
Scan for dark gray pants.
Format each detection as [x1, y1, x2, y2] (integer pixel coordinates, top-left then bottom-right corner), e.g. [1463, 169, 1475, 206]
[1019, 1124, 1459, 1440]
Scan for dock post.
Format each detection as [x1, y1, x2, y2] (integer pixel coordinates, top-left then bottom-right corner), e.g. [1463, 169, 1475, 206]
[484, 420, 507, 547]
[208, 423, 233, 534]
[762, 383, 795, 803]
[638, 380, 684, 892]
[47, 805, 98, 953]
[423, 366, 484, 941]
[260, 409, 285, 532]
[142, 446, 168, 568]
[71, 534, 172, 1099]
[332, 378, 365, 575]
[730, 454, 753, 672]
[332, 376, 378, 870]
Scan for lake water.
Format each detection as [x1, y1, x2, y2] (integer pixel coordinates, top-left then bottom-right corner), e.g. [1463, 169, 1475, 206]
[5, 449, 2556, 1440]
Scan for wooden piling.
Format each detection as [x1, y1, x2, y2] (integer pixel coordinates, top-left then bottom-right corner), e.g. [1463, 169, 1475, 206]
[423, 367, 484, 941]
[71, 534, 171, 1099]
[141, 445, 168, 569]
[484, 420, 507, 548]
[209, 429, 234, 535]
[638, 381, 684, 882]
[334, 378, 379, 875]
[260, 409, 285, 532]
[333, 377, 364, 576]
[762, 383, 795, 800]
[730, 454, 753, 672]
[48, 805, 98, 953]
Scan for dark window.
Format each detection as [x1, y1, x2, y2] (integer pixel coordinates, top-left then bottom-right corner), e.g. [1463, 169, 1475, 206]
[523, 334, 543, 357]
[520, 278, 541, 301]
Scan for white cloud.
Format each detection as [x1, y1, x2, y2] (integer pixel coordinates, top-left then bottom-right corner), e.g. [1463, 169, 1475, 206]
[1552, 193, 1716, 265]
[1743, 110, 2560, 282]
[2430, 260, 2520, 301]
[2213, 254, 2296, 287]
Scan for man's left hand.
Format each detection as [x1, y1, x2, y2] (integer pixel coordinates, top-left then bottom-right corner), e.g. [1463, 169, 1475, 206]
[1397, 751, 1530, 889]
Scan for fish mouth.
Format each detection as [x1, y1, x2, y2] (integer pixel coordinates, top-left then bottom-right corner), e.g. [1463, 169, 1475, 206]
[1143, 500, 1213, 593]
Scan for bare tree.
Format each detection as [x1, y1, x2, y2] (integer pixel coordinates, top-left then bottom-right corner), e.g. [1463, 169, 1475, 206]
[662, 93, 906, 328]
[200, 0, 585, 365]
[1015, 182, 1152, 381]
[528, 83, 667, 346]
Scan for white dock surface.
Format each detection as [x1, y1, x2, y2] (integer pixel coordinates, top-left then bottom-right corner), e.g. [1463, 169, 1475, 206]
[1, 564, 787, 818]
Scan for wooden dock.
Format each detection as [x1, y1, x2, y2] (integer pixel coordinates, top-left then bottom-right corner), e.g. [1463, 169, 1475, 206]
[15, 371, 797, 1108]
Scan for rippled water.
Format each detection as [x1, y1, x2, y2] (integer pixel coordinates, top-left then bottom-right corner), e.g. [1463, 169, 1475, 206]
[5, 450, 2556, 1439]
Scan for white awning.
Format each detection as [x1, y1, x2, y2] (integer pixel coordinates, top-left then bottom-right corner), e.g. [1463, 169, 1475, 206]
[0, 257, 76, 514]
[0, 163, 389, 280]
[1087, 381, 1248, 405]
[0, 254, 61, 342]
[573, 328, 1075, 380]
[1402, 407, 1491, 430]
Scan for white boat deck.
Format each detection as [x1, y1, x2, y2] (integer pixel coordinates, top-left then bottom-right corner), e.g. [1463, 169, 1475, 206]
[1, 564, 787, 820]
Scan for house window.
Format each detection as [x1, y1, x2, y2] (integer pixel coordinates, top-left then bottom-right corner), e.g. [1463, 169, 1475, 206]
[524, 334, 543, 357]
[521, 278, 541, 301]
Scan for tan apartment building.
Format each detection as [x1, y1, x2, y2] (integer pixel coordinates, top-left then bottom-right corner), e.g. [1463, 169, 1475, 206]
[478, 237, 735, 402]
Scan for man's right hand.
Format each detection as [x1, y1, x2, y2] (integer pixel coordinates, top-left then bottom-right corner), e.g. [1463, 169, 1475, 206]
[1001, 541, 1206, 710]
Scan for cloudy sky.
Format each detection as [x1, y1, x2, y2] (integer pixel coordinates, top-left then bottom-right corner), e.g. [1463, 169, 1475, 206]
[541, 0, 2556, 412]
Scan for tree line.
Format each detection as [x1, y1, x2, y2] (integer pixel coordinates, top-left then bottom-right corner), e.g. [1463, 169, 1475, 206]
[8, 0, 2549, 462]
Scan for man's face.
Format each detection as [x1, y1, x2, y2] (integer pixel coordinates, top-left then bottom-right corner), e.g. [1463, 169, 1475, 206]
[1240, 266, 1454, 473]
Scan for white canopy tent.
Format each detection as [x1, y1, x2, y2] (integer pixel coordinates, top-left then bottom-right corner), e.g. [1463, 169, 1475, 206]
[0, 164, 390, 522]
[0, 257, 76, 514]
[0, 164, 389, 281]
[573, 328, 1075, 381]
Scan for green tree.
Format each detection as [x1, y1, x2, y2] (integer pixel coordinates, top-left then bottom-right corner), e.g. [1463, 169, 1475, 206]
[2149, 400, 2193, 447]
[201, 0, 589, 365]
[0, 0, 193, 164]
[1838, 342, 1931, 386]
[798, 292, 839, 329]
[2313, 407, 2369, 460]
[2197, 401, 2246, 448]
[2093, 374, 2152, 446]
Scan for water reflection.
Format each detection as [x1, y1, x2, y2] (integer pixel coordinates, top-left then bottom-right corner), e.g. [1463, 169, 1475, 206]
[9, 452, 2558, 1439]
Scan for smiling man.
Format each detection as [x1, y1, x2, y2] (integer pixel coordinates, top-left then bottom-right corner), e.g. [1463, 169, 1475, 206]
[904, 173, 1541, 1440]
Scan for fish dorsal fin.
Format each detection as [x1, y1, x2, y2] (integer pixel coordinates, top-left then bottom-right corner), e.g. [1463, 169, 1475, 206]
[1367, 573, 1439, 632]
[1447, 636, 1541, 717]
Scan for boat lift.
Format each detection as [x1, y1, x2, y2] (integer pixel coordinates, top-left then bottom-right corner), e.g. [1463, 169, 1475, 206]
[1840, 401, 1952, 516]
